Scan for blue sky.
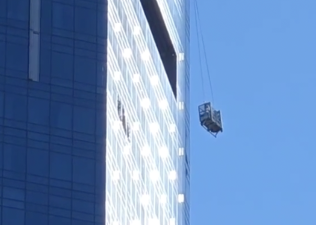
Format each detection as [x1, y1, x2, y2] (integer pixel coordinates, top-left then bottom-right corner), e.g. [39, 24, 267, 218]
[190, 0, 316, 224]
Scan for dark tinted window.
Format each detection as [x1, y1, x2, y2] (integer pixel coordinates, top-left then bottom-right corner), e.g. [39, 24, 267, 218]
[51, 51, 73, 80]
[75, 7, 96, 35]
[0, 0, 6, 18]
[52, 2, 74, 30]
[49, 195, 71, 209]
[73, 106, 95, 134]
[96, 110, 106, 136]
[40, 0, 52, 34]
[6, 43, 28, 72]
[39, 48, 51, 79]
[0, 144, 3, 169]
[74, 56, 96, 85]
[0, 40, 4, 67]
[27, 148, 49, 177]
[26, 191, 48, 205]
[72, 199, 94, 214]
[140, 0, 177, 98]
[7, 0, 29, 21]
[50, 152, 71, 180]
[2, 207, 24, 224]
[97, 11, 107, 38]
[5, 93, 27, 121]
[50, 101, 72, 130]
[0, 91, 4, 118]
[71, 220, 94, 225]
[26, 212, 48, 225]
[49, 216, 71, 225]
[73, 156, 95, 185]
[28, 97, 50, 125]
[3, 144, 26, 172]
[3, 187, 25, 201]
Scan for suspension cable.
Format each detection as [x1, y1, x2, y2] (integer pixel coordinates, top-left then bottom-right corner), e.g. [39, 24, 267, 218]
[193, 0, 215, 104]
[193, 0, 206, 101]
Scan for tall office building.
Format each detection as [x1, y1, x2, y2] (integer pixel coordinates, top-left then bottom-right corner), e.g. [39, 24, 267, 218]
[0, 0, 189, 224]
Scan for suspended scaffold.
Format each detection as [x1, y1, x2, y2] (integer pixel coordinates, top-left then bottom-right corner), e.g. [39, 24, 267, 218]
[198, 102, 223, 137]
[193, 0, 223, 137]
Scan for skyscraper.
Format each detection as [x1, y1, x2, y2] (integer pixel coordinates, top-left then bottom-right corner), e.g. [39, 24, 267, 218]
[0, 0, 189, 224]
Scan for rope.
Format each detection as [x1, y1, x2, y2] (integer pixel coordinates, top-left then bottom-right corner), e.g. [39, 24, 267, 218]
[193, 0, 206, 101]
[193, 0, 215, 104]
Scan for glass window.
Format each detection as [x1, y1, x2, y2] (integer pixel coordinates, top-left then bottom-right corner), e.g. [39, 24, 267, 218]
[27, 148, 49, 177]
[96, 110, 106, 136]
[74, 56, 96, 85]
[0, 143, 2, 169]
[2, 207, 24, 224]
[97, 61, 106, 87]
[72, 220, 94, 225]
[26, 212, 48, 225]
[28, 97, 50, 125]
[95, 201, 105, 218]
[0, 0, 6, 18]
[49, 216, 71, 225]
[40, 0, 52, 34]
[5, 93, 27, 121]
[6, 43, 28, 72]
[75, 7, 96, 35]
[95, 161, 105, 187]
[72, 199, 94, 214]
[3, 187, 25, 201]
[50, 152, 71, 181]
[0, 40, 4, 68]
[73, 106, 95, 134]
[26, 190, 48, 205]
[3, 143, 26, 173]
[52, 2, 74, 30]
[49, 195, 71, 209]
[50, 101, 72, 130]
[7, 0, 29, 21]
[73, 156, 95, 185]
[51, 51, 73, 80]
[97, 11, 107, 38]
[40, 48, 52, 79]
[0, 91, 4, 118]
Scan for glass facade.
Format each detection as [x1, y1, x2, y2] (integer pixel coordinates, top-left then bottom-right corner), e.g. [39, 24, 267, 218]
[106, 0, 190, 224]
[0, 0, 107, 224]
[0, 0, 189, 225]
